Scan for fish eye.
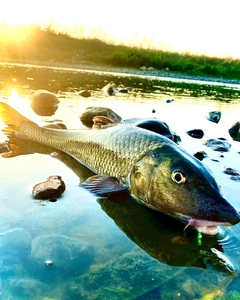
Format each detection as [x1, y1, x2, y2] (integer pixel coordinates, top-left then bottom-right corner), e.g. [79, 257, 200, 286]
[171, 171, 187, 184]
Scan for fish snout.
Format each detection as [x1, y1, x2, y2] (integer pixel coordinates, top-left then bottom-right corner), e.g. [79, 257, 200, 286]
[226, 207, 240, 225]
[198, 196, 240, 226]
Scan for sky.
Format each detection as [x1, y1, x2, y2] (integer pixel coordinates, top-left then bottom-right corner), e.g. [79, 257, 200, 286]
[0, 0, 240, 58]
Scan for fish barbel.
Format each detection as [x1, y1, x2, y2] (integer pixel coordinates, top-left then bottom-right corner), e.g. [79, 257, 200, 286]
[0, 102, 239, 235]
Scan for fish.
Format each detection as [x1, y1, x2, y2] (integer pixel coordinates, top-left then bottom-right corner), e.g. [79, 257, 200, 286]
[4, 138, 235, 273]
[0, 101, 239, 235]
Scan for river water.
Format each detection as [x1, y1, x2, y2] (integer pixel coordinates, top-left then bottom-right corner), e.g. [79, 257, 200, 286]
[0, 63, 240, 299]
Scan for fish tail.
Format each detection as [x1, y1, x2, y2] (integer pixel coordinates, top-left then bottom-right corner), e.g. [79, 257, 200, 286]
[0, 102, 37, 135]
[2, 135, 27, 158]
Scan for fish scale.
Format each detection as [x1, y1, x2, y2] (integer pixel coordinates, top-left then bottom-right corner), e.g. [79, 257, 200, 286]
[16, 121, 163, 178]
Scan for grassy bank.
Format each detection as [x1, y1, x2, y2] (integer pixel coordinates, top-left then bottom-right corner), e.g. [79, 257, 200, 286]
[1, 25, 240, 80]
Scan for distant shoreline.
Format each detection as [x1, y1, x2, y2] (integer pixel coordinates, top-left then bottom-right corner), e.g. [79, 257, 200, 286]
[1, 58, 240, 86]
[1, 26, 240, 85]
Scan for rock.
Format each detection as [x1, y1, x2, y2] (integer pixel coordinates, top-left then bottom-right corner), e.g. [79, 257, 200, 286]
[102, 82, 118, 96]
[172, 133, 181, 144]
[194, 151, 208, 161]
[80, 107, 122, 128]
[30, 90, 59, 116]
[223, 166, 240, 181]
[30, 235, 94, 277]
[223, 166, 240, 176]
[134, 119, 174, 140]
[166, 99, 174, 103]
[79, 90, 91, 97]
[32, 175, 66, 200]
[206, 111, 221, 123]
[79, 249, 168, 299]
[230, 175, 240, 182]
[102, 82, 133, 95]
[117, 87, 129, 93]
[203, 138, 231, 152]
[186, 129, 204, 139]
[228, 121, 240, 141]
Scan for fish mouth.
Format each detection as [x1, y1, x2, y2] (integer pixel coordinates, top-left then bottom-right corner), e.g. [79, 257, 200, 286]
[183, 217, 232, 236]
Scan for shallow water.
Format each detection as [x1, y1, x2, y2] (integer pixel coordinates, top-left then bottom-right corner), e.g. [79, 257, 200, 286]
[0, 63, 240, 299]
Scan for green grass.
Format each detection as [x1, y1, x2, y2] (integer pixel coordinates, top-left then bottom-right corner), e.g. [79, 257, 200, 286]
[1, 24, 240, 81]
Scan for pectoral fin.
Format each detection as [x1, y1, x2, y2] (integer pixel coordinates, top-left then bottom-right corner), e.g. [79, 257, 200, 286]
[92, 116, 117, 129]
[81, 175, 128, 196]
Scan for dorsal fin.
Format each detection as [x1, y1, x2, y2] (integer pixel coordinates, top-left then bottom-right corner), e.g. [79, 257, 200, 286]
[92, 116, 117, 129]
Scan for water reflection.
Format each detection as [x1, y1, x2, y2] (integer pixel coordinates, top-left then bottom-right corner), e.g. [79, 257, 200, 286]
[98, 196, 232, 271]
[1, 62, 240, 101]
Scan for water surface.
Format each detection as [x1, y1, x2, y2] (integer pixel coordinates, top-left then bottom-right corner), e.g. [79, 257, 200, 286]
[0, 63, 240, 299]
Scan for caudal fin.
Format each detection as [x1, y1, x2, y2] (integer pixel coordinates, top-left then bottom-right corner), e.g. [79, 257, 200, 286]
[0, 102, 36, 134]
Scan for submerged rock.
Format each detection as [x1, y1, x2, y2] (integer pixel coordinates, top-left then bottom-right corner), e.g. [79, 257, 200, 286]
[30, 90, 60, 116]
[79, 90, 91, 98]
[32, 175, 66, 200]
[206, 111, 221, 123]
[172, 133, 182, 144]
[118, 87, 130, 93]
[186, 129, 204, 139]
[80, 106, 122, 128]
[9, 278, 49, 299]
[102, 82, 133, 95]
[228, 121, 240, 141]
[30, 234, 94, 277]
[223, 166, 240, 182]
[79, 249, 169, 299]
[102, 82, 118, 96]
[223, 166, 240, 176]
[203, 138, 231, 152]
[193, 151, 208, 161]
[230, 176, 240, 182]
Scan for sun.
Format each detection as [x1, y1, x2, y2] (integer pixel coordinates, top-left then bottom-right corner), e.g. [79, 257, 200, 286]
[0, 22, 34, 45]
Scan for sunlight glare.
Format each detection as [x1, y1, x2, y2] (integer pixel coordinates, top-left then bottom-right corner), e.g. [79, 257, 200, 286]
[0, 22, 33, 45]
[0, 0, 240, 58]
[9, 88, 20, 107]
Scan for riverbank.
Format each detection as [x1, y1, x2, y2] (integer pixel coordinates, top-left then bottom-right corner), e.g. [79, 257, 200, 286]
[1, 58, 240, 87]
[1, 25, 240, 84]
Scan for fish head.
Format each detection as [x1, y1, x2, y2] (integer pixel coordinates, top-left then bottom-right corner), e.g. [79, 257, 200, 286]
[129, 145, 240, 235]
